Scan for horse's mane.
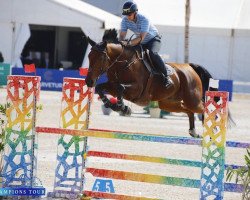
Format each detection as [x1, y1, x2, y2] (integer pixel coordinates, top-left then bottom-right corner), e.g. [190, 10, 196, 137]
[102, 29, 138, 55]
[102, 29, 119, 44]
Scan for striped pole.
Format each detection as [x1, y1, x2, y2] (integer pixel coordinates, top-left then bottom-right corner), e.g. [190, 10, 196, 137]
[35, 88, 244, 198]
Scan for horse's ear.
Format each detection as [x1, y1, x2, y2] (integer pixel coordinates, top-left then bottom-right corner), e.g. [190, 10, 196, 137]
[87, 36, 97, 46]
[112, 29, 118, 37]
[102, 41, 107, 47]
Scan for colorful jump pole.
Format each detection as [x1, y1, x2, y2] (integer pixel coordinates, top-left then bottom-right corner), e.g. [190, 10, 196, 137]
[200, 91, 229, 199]
[3, 75, 40, 187]
[48, 78, 91, 198]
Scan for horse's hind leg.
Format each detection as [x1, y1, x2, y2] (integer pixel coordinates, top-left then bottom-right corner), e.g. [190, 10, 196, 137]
[159, 100, 202, 138]
[182, 99, 204, 138]
[187, 112, 201, 138]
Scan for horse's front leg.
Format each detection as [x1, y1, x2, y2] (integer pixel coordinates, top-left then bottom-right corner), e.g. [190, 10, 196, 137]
[95, 82, 115, 109]
[95, 83, 131, 116]
[116, 84, 132, 116]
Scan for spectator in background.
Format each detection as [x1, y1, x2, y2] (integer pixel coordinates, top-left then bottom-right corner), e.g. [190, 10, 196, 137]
[0, 51, 4, 63]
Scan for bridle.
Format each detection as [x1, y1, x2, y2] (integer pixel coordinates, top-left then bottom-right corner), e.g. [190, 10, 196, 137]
[91, 44, 142, 76]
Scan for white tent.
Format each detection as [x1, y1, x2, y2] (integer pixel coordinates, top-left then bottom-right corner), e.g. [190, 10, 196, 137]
[134, 0, 250, 92]
[135, 0, 246, 28]
[0, 0, 121, 67]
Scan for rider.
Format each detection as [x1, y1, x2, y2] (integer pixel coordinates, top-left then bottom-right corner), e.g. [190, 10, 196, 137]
[119, 1, 173, 88]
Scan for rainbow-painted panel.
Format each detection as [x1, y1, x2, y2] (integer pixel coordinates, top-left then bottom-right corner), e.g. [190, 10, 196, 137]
[200, 91, 228, 199]
[51, 78, 90, 197]
[3, 75, 40, 187]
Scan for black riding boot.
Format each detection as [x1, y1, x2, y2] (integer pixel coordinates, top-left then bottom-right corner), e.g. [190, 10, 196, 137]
[150, 52, 173, 88]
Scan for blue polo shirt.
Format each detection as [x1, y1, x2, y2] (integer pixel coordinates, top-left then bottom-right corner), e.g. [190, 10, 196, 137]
[120, 13, 159, 44]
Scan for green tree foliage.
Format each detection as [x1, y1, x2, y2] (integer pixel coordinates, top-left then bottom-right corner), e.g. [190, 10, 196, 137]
[0, 103, 8, 152]
[226, 148, 250, 199]
[0, 103, 9, 174]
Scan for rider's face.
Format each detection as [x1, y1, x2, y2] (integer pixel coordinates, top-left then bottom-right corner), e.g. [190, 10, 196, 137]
[127, 12, 135, 21]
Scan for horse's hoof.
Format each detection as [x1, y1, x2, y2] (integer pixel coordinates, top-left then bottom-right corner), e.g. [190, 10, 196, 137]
[125, 106, 132, 116]
[120, 106, 132, 116]
[189, 129, 201, 138]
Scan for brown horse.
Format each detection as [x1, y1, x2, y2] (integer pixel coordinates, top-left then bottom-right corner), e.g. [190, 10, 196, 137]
[85, 36, 214, 138]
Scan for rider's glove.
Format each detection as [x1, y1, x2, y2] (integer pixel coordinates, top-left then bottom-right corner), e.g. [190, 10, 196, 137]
[120, 40, 128, 46]
[120, 40, 132, 47]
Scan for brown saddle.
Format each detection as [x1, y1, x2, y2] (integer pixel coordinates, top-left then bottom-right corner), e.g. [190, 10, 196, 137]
[135, 46, 158, 74]
[134, 45, 170, 75]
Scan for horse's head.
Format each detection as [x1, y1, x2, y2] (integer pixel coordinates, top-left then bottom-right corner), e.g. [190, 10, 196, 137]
[85, 37, 109, 87]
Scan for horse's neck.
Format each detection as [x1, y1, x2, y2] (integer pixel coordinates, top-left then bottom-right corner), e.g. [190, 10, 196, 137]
[107, 44, 149, 75]
[107, 44, 132, 61]
[107, 44, 122, 60]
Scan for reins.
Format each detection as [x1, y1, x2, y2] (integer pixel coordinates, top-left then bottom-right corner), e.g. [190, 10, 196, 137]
[92, 44, 143, 76]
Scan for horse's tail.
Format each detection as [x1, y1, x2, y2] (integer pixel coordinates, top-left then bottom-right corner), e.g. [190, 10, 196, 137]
[189, 63, 214, 101]
[189, 63, 236, 127]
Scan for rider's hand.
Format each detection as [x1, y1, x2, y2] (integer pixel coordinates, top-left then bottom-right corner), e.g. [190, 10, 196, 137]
[120, 40, 133, 47]
[120, 40, 129, 46]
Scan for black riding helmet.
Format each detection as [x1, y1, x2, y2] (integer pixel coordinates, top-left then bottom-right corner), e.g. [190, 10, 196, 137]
[122, 1, 138, 15]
